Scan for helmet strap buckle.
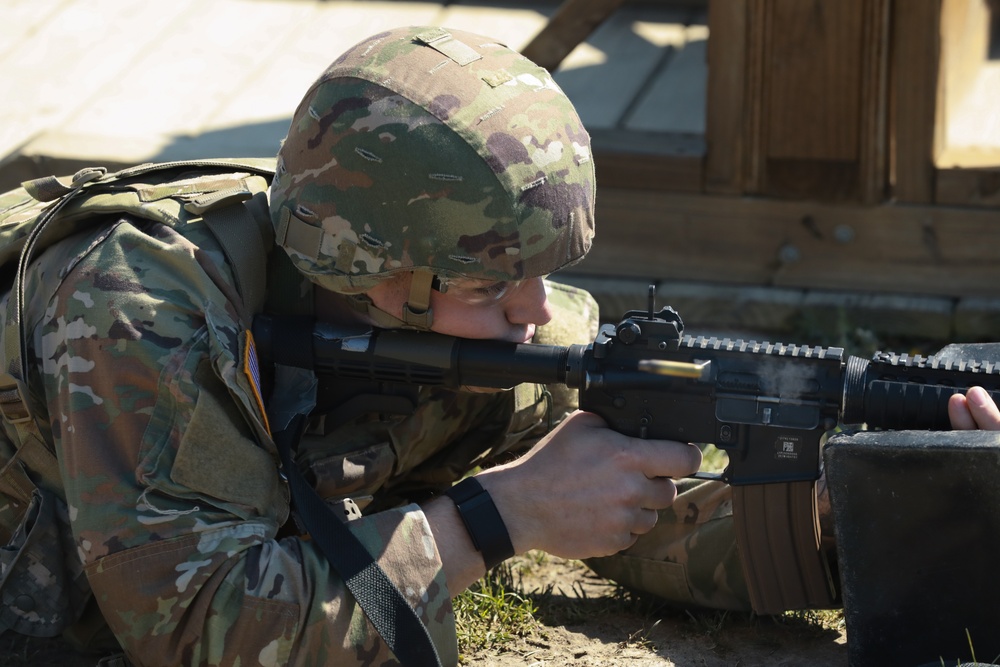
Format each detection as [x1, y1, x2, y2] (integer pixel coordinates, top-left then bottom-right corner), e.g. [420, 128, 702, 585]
[401, 269, 435, 330]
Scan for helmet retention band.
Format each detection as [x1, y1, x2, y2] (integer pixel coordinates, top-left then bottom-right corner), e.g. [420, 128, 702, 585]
[401, 269, 435, 329]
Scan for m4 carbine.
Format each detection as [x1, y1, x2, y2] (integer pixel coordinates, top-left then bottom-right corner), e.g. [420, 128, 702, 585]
[253, 290, 1000, 486]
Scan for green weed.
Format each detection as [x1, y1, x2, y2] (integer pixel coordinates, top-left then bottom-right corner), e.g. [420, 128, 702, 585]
[454, 562, 540, 656]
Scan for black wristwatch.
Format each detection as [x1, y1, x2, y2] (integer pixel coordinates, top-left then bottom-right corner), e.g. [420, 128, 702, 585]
[444, 477, 515, 570]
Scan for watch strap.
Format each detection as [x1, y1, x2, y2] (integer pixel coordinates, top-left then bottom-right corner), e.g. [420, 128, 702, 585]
[445, 477, 515, 570]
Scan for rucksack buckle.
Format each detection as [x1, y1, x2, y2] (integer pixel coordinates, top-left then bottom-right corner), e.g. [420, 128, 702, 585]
[0, 384, 32, 425]
[22, 166, 108, 202]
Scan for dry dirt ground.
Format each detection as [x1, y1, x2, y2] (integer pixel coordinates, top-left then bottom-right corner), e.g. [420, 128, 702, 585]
[461, 555, 847, 667]
[0, 555, 847, 666]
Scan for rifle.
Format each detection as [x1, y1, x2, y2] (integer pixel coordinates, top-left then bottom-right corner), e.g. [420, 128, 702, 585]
[254, 287, 1000, 486]
[253, 290, 1000, 614]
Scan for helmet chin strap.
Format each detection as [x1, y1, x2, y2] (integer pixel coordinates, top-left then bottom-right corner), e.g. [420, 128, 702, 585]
[347, 269, 435, 331]
[401, 269, 435, 329]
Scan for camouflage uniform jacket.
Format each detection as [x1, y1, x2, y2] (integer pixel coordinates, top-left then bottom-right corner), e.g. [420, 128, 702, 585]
[7, 209, 597, 665]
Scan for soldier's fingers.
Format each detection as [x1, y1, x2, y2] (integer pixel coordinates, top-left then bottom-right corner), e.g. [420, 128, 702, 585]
[631, 507, 660, 536]
[949, 393, 977, 430]
[965, 387, 1000, 431]
[640, 440, 702, 479]
[641, 476, 678, 510]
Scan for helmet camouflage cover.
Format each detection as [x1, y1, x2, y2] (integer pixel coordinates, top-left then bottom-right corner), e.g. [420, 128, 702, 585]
[270, 25, 596, 294]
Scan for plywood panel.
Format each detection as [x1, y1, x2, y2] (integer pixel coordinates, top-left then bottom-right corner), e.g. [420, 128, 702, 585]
[743, 0, 889, 202]
[764, 0, 864, 162]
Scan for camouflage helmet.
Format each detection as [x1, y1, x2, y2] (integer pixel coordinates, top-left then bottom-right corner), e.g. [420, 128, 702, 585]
[269, 26, 595, 321]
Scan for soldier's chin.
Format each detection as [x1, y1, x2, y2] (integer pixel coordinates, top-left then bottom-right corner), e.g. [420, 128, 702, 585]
[458, 385, 512, 394]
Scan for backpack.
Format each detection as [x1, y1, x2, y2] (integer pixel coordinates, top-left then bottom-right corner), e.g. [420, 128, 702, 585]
[0, 158, 276, 642]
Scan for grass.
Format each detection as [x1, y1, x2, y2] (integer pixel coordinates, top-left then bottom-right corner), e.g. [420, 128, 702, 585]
[454, 561, 541, 657]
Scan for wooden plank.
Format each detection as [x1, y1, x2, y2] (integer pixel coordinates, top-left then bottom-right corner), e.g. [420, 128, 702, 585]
[625, 23, 708, 135]
[593, 147, 703, 192]
[858, 0, 891, 203]
[704, 0, 748, 195]
[580, 186, 1000, 298]
[553, 5, 691, 130]
[211, 1, 445, 141]
[557, 272, 958, 343]
[520, 0, 628, 71]
[764, 0, 864, 162]
[559, 274, 807, 334]
[60, 0, 316, 144]
[891, 0, 942, 204]
[935, 165, 1000, 207]
[743, 0, 769, 193]
[436, 2, 552, 52]
[0, 0, 199, 162]
[799, 291, 953, 341]
[0, 0, 71, 63]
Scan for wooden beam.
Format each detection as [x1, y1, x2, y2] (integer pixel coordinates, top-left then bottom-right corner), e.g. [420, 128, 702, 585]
[704, 0, 748, 195]
[890, 0, 942, 204]
[935, 165, 1000, 207]
[520, 0, 628, 71]
[859, 0, 891, 203]
[583, 186, 1000, 298]
[591, 128, 704, 191]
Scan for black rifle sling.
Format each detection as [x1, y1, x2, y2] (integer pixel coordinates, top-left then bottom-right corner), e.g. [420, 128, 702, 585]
[273, 415, 443, 667]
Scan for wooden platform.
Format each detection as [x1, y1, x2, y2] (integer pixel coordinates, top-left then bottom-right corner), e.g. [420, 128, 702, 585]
[0, 0, 708, 182]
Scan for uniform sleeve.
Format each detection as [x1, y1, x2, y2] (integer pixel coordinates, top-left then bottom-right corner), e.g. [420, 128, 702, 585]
[24, 218, 457, 666]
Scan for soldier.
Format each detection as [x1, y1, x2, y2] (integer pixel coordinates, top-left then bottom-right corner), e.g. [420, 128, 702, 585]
[6, 23, 998, 667]
[5, 26, 700, 666]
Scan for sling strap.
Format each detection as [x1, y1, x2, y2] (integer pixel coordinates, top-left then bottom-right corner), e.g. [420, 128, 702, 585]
[273, 415, 443, 667]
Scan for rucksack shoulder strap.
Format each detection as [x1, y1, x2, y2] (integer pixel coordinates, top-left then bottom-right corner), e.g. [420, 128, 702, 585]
[195, 189, 274, 324]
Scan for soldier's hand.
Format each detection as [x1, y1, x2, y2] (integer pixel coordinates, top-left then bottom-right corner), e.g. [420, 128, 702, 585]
[948, 386, 1000, 430]
[477, 410, 701, 559]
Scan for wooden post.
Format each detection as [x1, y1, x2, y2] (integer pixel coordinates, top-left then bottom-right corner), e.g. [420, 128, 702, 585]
[890, 0, 942, 204]
[705, 0, 749, 195]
